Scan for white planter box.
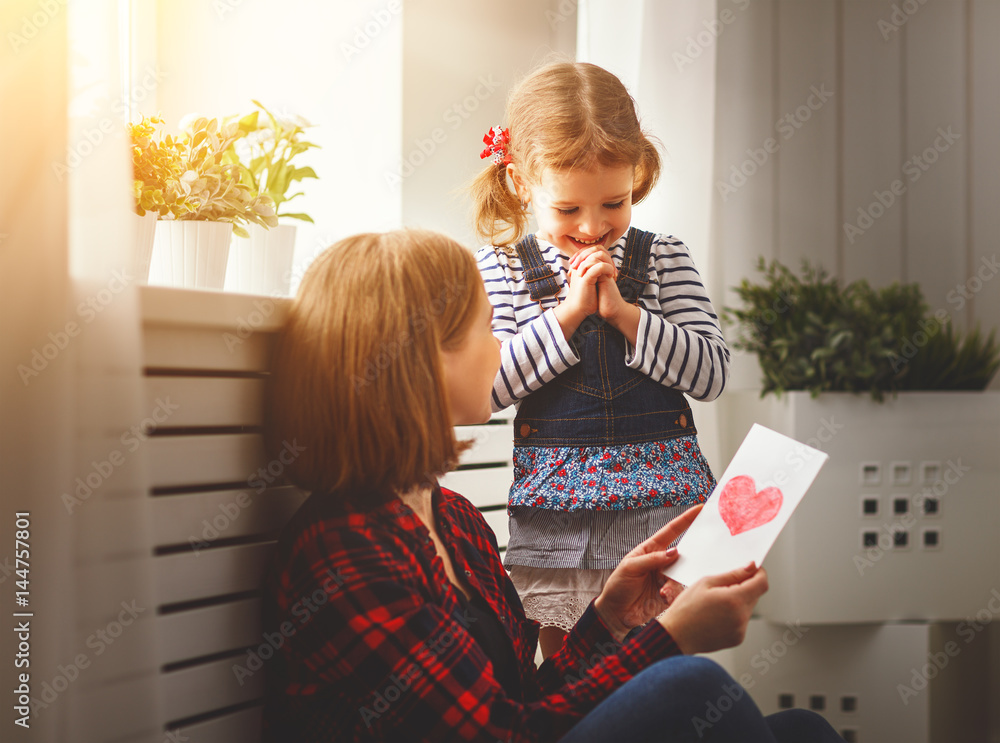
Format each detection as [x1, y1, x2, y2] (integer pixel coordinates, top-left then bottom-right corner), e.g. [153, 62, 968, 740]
[720, 391, 1000, 624]
[149, 221, 233, 290]
[224, 223, 297, 296]
[721, 618, 994, 743]
[131, 212, 157, 284]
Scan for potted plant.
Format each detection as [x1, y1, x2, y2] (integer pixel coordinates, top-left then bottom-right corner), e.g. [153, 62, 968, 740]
[128, 115, 182, 282]
[720, 258, 1000, 624]
[140, 115, 278, 290]
[221, 100, 319, 296]
[724, 258, 999, 401]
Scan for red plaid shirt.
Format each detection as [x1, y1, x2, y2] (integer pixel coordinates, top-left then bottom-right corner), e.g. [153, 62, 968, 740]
[262, 485, 682, 742]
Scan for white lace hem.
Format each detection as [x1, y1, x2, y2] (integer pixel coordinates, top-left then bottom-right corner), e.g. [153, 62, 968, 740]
[520, 594, 595, 633]
[508, 564, 614, 633]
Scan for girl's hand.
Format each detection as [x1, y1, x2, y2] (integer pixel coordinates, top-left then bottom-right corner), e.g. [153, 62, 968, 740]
[658, 563, 769, 655]
[569, 248, 638, 341]
[554, 257, 614, 340]
[594, 506, 702, 642]
[568, 247, 617, 313]
[568, 246, 617, 277]
[597, 274, 641, 346]
[595, 270, 628, 321]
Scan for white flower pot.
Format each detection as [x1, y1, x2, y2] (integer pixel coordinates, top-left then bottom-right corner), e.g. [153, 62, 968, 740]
[149, 220, 233, 290]
[131, 212, 158, 284]
[721, 390, 1000, 624]
[224, 223, 296, 296]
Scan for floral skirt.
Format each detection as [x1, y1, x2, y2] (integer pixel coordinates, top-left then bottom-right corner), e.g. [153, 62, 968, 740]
[509, 435, 715, 511]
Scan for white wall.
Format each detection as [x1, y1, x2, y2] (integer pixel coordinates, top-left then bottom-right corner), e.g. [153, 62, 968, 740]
[713, 0, 1000, 392]
[400, 0, 577, 248]
[153, 0, 582, 280]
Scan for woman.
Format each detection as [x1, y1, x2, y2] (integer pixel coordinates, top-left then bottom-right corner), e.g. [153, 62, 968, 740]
[262, 229, 844, 742]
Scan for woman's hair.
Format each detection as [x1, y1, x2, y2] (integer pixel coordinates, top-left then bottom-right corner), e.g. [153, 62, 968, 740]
[471, 61, 661, 247]
[266, 229, 480, 497]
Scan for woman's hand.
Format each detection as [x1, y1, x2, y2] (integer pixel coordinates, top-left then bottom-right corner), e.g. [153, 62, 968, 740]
[658, 563, 769, 655]
[594, 505, 702, 642]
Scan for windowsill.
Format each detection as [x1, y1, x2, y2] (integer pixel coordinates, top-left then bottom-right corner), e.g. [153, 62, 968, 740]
[139, 285, 291, 330]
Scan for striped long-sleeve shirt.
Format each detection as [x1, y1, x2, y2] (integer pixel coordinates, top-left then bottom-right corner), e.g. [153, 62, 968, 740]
[476, 230, 730, 413]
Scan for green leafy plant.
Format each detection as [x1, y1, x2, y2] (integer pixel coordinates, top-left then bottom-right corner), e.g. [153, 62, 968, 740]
[223, 100, 319, 223]
[128, 115, 185, 218]
[173, 116, 279, 237]
[128, 115, 279, 238]
[904, 322, 1000, 391]
[724, 258, 1000, 401]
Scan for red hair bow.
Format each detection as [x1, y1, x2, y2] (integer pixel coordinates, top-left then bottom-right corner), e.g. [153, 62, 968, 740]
[480, 125, 512, 165]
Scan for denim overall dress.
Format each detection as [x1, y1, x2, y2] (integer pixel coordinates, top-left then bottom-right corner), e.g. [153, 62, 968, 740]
[512, 227, 697, 458]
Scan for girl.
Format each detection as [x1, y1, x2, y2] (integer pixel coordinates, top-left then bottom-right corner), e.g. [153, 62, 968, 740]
[471, 61, 729, 658]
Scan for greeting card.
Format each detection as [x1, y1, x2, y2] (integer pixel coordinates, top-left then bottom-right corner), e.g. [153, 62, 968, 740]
[663, 423, 828, 586]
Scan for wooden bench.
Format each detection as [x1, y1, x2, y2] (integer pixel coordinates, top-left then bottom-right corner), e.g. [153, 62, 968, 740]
[140, 286, 514, 742]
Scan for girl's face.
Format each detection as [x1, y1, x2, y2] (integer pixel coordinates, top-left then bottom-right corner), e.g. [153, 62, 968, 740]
[440, 285, 501, 426]
[515, 162, 634, 255]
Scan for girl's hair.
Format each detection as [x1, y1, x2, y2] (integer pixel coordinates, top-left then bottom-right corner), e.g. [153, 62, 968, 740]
[266, 229, 479, 497]
[471, 61, 661, 247]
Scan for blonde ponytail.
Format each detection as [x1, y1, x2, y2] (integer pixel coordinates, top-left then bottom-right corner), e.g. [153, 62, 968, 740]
[632, 136, 662, 204]
[471, 161, 526, 247]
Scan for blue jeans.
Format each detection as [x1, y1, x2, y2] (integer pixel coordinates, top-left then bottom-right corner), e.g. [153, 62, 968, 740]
[559, 656, 846, 743]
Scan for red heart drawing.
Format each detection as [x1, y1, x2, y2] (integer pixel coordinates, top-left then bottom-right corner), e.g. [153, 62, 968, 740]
[718, 475, 783, 536]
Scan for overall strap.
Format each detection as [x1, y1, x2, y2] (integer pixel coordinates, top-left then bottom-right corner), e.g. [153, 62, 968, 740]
[514, 233, 561, 302]
[616, 227, 655, 303]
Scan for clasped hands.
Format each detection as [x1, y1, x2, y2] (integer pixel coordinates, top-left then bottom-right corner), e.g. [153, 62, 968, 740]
[553, 247, 639, 341]
[592, 505, 769, 654]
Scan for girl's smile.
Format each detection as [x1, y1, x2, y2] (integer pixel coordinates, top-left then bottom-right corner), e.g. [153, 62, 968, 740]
[567, 231, 611, 248]
[511, 162, 635, 256]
